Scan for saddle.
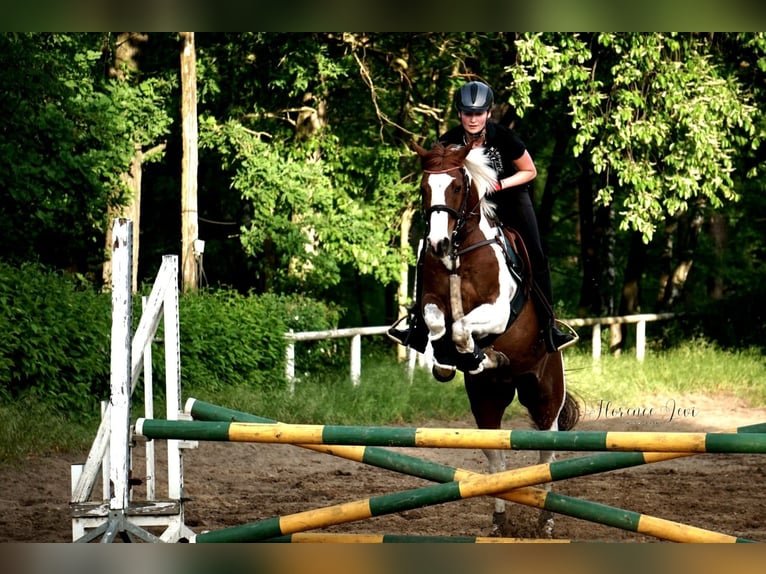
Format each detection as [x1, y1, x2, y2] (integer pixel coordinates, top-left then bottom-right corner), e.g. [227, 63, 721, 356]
[493, 226, 532, 335]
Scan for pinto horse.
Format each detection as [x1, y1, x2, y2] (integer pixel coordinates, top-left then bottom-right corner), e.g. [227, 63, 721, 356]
[413, 141, 580, 537]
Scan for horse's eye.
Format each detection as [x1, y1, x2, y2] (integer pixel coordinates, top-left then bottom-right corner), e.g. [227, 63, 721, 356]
[454, 185, 462, 194]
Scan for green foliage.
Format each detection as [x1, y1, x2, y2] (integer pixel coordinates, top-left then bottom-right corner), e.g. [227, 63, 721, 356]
[190, 359, 472, 426]
[199, 117, 408, 292]
[5, 340, 765, 465]
[0, 260, 343, 414]
[176, 288, 342, 394]
[564, 341, 766, 409]
[0, 396, 97, 464]
[507, 32, 762, 242]
[0, 261, 111, 412]
[0, 33, 172, 275]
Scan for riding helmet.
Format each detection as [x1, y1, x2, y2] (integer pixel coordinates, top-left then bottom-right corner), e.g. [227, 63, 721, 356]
[454, 81, 494, 112]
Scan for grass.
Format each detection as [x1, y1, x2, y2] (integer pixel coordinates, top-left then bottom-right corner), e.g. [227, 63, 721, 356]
[0, 396, 99, 466]
[563, 339, 766, 410]
[188, 360, 472, 426]
[1, 339, 764, 465]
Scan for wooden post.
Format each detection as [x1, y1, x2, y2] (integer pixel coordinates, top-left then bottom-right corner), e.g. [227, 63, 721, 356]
[636, 319, 646, 361]
[109, 219, 132, 513]
[180, 31, 199, 293]
[285, 332, 296, 394]
[591, 323, 602, 360]
[163, 256, 183, 500]
[350, 334, 361, 386]
[142, 297, 155, 501]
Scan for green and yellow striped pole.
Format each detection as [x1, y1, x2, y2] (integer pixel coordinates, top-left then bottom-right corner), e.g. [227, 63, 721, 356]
[184, 399, 760, 543]
[266, 532, 570, 543]
[135, 416, 766, 454]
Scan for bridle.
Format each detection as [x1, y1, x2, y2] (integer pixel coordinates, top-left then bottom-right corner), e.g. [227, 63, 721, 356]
[423, 164, 496, 267]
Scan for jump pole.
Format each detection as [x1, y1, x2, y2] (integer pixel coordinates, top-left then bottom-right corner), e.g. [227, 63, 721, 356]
[266, 532, 569, 543]
[188, 439, 760, 543]
[187, 452, 649, 542]
[185, 398, 759, 543]
[135, 418, 766, 454]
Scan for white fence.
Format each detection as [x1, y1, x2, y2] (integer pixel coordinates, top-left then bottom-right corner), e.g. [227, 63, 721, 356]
[284, 313, 677, 391]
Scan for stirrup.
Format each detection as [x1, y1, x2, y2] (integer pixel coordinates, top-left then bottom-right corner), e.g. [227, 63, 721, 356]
[552, 320, 579, 351]
[386, 316, 411, 346]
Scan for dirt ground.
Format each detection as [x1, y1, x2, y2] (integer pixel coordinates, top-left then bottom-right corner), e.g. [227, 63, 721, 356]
[2, 392, 765, 543]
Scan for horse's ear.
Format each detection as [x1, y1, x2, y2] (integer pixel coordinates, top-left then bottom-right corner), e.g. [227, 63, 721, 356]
[410, 140, 429, 158]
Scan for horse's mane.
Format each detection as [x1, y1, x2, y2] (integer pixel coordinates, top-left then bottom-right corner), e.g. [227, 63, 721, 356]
[464, 147, 499, 221]
[421, 143, 500, 221]
[464, 146, 498, 199]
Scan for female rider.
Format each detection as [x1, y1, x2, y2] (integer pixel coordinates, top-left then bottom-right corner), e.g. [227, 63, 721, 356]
[388, 80, 576, 354]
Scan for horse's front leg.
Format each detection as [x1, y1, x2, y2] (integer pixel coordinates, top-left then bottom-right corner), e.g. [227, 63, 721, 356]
[422, 302, 457, 381]
[453, 302, 510, 373]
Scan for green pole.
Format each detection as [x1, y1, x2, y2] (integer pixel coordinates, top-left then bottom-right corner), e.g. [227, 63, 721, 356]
[136, 416, 766, 454]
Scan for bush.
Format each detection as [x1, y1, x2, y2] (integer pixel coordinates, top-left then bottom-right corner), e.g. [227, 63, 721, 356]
[175, 289, 340, 393]
[0, 261, 343, 415]
[0, 261, 110, 413]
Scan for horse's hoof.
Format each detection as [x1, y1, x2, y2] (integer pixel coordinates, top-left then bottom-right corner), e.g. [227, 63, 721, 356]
[491, 348, 510, 367]
[537, 512, 555, 539]
[432, 365, 456, 382]
[490, 511, 508, 537]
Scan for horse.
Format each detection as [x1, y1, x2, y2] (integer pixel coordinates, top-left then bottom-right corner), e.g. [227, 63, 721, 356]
[413, 140, 580, 538]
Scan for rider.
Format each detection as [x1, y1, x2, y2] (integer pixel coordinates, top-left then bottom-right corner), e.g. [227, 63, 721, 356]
[388, 80, 576, 354]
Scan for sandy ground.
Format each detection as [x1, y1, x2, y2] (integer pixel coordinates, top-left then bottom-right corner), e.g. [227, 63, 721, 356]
[1, 392, 765, 543]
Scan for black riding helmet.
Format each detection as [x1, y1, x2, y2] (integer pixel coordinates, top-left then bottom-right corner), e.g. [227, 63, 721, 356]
[454, 81, 494, 112]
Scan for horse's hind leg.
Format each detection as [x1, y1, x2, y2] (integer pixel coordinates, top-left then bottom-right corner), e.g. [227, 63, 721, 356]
[516, 352, 569, 538]
[482, 447, 509, 536]
[464, 373, 515, 537]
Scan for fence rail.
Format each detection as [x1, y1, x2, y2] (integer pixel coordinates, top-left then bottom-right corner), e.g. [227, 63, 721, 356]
[284, 313, 676, 392]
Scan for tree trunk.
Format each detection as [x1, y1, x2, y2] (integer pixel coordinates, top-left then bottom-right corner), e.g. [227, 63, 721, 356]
[396, 206, 415, 362]
[577, 159, 603, 316]
[655, 216, 675, 309]
[577, 152, 617, 334]
[595, 203, 616, 315]
[536, 135, 568, 239]
[616, 231, 648, 351]
[102, 33, 147, 292]
[180, 32, 199, 293]
[658, 205, 704, 309]
[707, 212, 728, 300]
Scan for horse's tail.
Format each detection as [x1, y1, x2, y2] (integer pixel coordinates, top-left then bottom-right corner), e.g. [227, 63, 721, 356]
[558, 392, 581, 431]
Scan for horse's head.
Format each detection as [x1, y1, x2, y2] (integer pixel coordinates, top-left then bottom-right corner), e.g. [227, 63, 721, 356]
[413, 141, 496, 259]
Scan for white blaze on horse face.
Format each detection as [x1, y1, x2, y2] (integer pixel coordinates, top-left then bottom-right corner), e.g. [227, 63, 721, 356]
[425, 173, 453, 253]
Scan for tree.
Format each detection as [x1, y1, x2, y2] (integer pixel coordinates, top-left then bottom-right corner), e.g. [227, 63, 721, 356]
[0, 34, 134, 276]
[0, 33, 172, 286]
[505, 33, 763, 320]
[100, 32, 171, 292]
